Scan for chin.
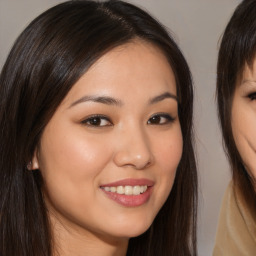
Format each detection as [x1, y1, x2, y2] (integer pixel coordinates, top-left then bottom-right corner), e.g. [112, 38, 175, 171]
[110, 216, 153, 239]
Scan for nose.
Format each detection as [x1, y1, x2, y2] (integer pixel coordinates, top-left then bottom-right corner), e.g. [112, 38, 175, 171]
[113, 126, 154, 170]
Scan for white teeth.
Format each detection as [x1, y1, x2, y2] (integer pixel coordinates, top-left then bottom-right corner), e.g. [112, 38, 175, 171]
[125, 186, 133, 195]
[110, 187, 116, 193]
[133, 186, 141, 195]
[102, 185, 148, 195]
[116, 186, 124, 194]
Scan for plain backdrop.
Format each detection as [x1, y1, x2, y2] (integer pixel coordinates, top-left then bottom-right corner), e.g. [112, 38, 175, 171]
[0, 0, 241, 255]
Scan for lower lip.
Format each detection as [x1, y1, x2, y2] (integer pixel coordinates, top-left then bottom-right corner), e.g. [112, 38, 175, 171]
[101, 187, 153, 207]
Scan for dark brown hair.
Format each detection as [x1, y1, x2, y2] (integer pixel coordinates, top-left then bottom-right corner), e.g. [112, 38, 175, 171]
[217, 0, 256, 212]
[0, 1, 197, 255]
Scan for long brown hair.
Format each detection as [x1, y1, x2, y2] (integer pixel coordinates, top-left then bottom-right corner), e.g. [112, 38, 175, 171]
[217, 0, 256, 213]
[0, 1, 197, 255]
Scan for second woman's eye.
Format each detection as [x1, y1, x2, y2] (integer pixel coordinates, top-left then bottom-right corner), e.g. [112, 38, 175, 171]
[81, 115, 112, 127]
[248, 92, 256, 101]
[147, 113, 175, 125]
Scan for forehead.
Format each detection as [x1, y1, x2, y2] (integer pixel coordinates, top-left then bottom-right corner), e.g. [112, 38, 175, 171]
[243, 58, 256, 77]
[89, 40, 173, 78]
[61, 40, 177, 106]
[237, 58, 256, 86]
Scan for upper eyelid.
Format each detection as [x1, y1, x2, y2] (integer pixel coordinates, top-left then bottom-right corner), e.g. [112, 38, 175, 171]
[241, 86, 256, 94]
[148, 113, 175, 123]
[81, 114, 112, 123]
[239, 89, 256, 99]
[246, 91, 256, 96]
[247, 92, 256, 100]
[149, 112, 175, 118]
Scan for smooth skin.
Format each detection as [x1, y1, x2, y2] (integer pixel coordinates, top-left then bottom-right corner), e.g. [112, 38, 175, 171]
[232, 58, 256, 186]
[31, 40, 183, 256]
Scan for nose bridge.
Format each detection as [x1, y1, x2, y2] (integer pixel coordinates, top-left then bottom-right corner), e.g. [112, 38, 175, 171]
[113, 122, 153, 169]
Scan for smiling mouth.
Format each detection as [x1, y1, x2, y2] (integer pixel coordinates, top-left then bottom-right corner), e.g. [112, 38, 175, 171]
[100, 185, 152, 207]
[101, 185, 148, 195]
[100, 179, 154, 206]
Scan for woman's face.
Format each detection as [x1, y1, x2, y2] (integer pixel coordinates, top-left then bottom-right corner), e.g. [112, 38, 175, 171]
[232, 58, 256, 182]
[33, 41, 183, 241]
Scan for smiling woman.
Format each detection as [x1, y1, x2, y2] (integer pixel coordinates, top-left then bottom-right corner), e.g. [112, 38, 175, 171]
[0, 1, 197, 256]
[232, 62, 256, 181]
[35, 41, 183, 245]
[214, 0, 256, 254]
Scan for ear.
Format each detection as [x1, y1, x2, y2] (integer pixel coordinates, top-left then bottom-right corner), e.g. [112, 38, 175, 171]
[27, 149, 40, 170]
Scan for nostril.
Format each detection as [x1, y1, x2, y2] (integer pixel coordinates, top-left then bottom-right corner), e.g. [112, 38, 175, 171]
[113, 130, 153, 169]
[113, 149, 153, 170]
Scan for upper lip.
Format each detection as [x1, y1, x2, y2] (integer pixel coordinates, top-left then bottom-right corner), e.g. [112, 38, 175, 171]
[100, 178, 154, 187]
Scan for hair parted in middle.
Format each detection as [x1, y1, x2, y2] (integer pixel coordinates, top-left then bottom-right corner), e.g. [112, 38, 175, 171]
[0, 1, 197, 255]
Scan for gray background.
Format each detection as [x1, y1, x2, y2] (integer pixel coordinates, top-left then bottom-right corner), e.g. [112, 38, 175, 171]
[0, 0, 240, 255]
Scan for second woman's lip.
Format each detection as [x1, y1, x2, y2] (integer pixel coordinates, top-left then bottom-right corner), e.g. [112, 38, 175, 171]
[100, 178, 154, 187]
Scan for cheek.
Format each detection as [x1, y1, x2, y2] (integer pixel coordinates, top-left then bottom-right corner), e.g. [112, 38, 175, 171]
[232, 102, 256, 151]
[156, 127, 183, 170]
[40, 129, 110, 175]
[231, 100, 245, 150]
[232, 100, 256, 179]
[149, 127, 182, 213]
[37, 130, 115, 220]
[153, 126, 183, 186]
[37, 126, 114, 205]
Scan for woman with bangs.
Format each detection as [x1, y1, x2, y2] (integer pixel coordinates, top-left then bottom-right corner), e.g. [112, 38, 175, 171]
[214, 0, 256, 254]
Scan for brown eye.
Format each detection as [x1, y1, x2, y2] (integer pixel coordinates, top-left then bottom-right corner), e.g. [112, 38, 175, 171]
[248, 92, 256, 101]
[82, 115, 112, 127]
[147, 114, 174, 125]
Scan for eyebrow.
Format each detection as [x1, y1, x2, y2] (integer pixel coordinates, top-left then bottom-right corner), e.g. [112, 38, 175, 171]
[149, 92, 178, 104]
[69, 95, 123, 108]
[69, 92, 177, 108]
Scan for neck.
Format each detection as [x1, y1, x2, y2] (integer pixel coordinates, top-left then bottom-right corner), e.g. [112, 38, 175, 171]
[50, 214, 129, 256]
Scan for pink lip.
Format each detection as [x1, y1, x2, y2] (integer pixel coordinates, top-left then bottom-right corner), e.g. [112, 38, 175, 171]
[100, 179, 154, 207]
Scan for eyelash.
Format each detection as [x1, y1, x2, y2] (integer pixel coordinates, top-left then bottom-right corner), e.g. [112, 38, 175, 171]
[248, 92, 256, 101]
[81, 115, 112, 127]
[147, 113, 175, 125]
[81, 113, 175, 127]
